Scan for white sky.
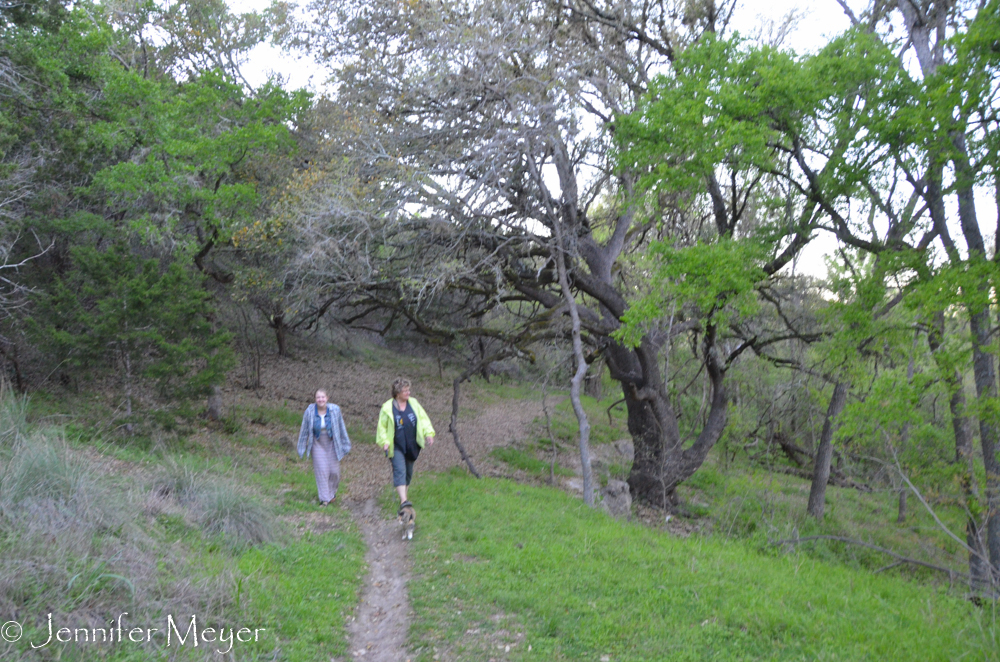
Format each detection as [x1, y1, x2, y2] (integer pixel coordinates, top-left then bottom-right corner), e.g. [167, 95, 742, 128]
[235, 0, 318, 91]
[233, 0, 996, 281]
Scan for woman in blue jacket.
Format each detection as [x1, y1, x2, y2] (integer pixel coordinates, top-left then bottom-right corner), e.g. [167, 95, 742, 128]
[297, 389, 351, 505]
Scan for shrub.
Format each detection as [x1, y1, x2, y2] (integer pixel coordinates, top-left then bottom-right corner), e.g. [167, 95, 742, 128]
[151, 457, 201, 503]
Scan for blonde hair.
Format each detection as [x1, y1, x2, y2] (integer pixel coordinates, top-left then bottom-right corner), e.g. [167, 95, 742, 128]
[391, 378, 411, 398]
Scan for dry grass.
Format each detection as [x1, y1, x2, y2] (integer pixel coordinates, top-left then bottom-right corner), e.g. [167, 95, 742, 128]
[0, 399, 283, 661]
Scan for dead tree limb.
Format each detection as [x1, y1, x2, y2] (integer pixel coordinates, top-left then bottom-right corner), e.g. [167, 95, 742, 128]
[449, 348, 520, 478]
[768, 464, 873, 492]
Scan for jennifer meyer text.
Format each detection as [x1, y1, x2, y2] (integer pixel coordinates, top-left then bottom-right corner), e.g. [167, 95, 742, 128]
[2, 613, 267, 655]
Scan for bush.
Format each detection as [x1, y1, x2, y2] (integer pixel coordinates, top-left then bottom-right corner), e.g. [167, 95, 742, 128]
[151, 459, 278, 550]
[151, 457, 202, 503]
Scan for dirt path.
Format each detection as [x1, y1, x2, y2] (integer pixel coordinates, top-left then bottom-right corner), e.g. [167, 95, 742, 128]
[222, 352, 550, 660]
[344, 497, 413, 662]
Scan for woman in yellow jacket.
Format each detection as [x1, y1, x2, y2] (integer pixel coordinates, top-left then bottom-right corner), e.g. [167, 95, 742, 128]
[376, 378, 435, 508]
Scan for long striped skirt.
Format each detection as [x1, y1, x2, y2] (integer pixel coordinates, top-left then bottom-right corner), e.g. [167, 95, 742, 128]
[312, 431, 341, 503]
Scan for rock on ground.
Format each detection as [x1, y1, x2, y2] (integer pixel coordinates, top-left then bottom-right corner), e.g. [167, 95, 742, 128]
[599, 479, 633, 520]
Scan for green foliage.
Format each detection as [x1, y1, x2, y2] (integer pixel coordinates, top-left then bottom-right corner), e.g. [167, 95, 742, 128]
[951, 0, 1000, 186]
[4, 0, 307, 401]
[31, 242, 234, 399]
[836, 368, 947, 455]
[615, 35, 813, 195]
[408, 472, 986, 661]
[616, 238, 768, 348]
[0, 0, 70, 30]
[86, 69, 307, 248]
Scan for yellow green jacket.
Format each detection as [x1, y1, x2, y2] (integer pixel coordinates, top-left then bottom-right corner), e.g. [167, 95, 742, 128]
[377, 397, 435, 458]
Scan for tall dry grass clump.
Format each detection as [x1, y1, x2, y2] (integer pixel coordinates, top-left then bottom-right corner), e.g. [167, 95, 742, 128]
[0, 392, 278, 660]
[150, 458, 278, 550]
[196, 482, 277, 548]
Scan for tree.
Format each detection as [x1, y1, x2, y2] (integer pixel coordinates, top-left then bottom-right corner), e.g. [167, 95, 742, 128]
[32, 242, 233, 419]
[281, 0, 771, 507]
[1, 0, 305, 410]
[615, 0, 1000, 586]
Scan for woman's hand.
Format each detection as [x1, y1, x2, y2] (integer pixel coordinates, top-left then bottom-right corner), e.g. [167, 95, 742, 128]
[425, 435, 435, 447]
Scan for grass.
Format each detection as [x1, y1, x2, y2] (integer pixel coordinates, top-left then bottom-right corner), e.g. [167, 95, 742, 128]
[0, 392, 369, 661]
[13, 345, 998, 661]
[491, 446, 574, 478]
[542, 392, 629, 446]
[674, 461, 974, 579]
[237, 518, 367, 661]
[196, 482, 278, 550]
[406, 470, 995, 661]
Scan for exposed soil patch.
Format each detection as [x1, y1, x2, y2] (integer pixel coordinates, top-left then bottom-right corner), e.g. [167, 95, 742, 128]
[344, 497, 413, 662]
[281, 510, 343, 537]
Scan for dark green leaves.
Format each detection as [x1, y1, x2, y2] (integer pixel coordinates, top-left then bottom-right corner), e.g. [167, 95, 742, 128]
[32, 243, 233, 398]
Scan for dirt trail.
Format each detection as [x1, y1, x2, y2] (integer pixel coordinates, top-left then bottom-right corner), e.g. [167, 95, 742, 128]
[237, 352, 547, 501]
[344, 497, 412, 662]
[228, 353, 548, 661]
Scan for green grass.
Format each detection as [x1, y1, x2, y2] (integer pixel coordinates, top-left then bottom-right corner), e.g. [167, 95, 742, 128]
[546, 393, 628, 446]
[237, 523, 367, 661]
[469, 379, 545, 404]
[407, 470, 995, 661]
[675, 461, 973, 578]
[0, 391, 369, 662]
[242, 403, 303, 428]
[18, 352, 999, 661]
[491, 446, 573, 477]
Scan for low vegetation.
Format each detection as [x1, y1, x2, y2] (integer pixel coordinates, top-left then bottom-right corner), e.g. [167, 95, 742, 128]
[0, 393, 366, 661]
[4, 347, 1000, 660]
[406, 471, 996, 661]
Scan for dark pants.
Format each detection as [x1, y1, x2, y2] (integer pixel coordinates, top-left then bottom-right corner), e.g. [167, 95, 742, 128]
[390, 449, 414, 487]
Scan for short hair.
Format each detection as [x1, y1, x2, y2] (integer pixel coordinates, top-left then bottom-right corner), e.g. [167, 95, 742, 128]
[315, 388, 328, 398]
[391, 378, 411, 398]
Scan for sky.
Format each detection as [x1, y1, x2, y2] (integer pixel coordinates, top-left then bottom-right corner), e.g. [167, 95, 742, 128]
[234, 0, 317, 91]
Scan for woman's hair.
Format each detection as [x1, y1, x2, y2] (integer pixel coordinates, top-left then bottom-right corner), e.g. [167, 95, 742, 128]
[391, 378, 411, 398]
[315, 388, 328, 398]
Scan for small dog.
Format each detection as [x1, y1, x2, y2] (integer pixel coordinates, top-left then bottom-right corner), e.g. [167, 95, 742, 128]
[398, 502, 415, 540]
